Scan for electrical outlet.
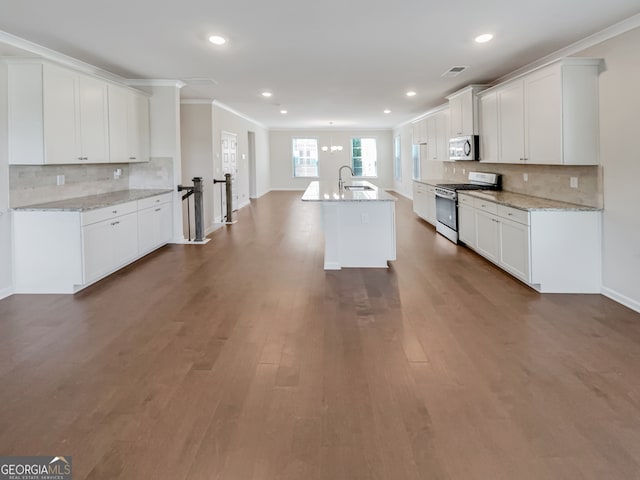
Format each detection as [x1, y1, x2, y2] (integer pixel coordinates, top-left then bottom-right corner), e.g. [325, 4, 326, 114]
[570, 177, 578, 189]
[453, 167, 456, 174]
[56, 174, 65, 186]
[462, 168, 466, 175]
[113, 168, 123, 180]
[523, 173, 528, 182]
[361, 213, 369, 224]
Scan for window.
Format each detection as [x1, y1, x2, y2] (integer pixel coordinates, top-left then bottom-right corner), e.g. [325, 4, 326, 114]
[412, 144, 420, 180]
[394, 135, 402, 180]
[292, 138, 319, 177]
[351, 138, 377, 177]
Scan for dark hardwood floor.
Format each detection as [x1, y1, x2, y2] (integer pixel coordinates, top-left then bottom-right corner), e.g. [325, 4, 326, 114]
[2, 191, 640, 479]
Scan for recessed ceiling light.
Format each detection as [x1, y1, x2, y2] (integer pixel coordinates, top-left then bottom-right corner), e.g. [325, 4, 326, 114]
[262, 91, 272, 98]
[208, 35, 227, 45]
[384, 109, 391, 114]
[475, 33, 493, 43]
[406, 91, 417, 97]
[280, 109, 288, 114]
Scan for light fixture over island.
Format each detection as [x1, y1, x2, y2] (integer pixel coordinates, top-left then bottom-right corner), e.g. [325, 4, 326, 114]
[302, 180, 396, 270]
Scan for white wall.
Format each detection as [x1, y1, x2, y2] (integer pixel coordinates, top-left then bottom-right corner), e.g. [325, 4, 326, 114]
[269, 130, 393, 191]
[211, 104, 270, 214]
[0, 62, 13, 298]
[576, 26, 640, 311]
[180, 103, 215, 235]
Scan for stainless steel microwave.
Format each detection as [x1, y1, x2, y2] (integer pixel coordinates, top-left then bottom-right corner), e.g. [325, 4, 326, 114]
[449, 135, 479, 161]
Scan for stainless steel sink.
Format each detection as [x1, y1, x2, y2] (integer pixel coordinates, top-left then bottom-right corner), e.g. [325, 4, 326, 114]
[343, 185, 374, 191]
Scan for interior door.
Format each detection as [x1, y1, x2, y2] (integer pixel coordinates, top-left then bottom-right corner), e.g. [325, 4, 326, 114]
[221, 131, 239, 212]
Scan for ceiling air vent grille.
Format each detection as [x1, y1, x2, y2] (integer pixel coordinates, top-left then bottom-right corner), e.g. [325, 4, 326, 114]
[442, 66, 468, 78]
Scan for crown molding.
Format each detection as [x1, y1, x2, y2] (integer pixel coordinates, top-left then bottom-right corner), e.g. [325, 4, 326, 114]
[212, 100, 267, 129]
[0, 29, 127, 84]
[126, 79, 186, 88]
[393, 102, 449, 130]
[494, 12, 640, 84]
[180, 99, 214, 105]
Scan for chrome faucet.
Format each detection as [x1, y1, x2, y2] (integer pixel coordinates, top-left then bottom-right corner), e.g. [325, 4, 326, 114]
[338, 165, 354, 190]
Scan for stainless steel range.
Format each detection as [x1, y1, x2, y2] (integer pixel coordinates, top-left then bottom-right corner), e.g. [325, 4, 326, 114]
[435, 172, 501, 244]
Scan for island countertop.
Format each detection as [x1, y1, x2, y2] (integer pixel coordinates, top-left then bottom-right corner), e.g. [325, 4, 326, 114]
[301, 181, 396, 202]
[13, 189, 174, 212]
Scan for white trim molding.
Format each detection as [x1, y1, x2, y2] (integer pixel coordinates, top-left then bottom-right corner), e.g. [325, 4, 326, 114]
[126, 79, 186, 89]
[212, 100, 267, 129]
[495, 12, 640, 84]
[0, 286, 14, 301]
[180, 99, 214, 105]
[602, 287, 640, 314]
[0, 30, 127, 84]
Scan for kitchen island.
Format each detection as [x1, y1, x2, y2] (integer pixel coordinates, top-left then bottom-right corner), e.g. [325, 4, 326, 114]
[302, 180, 396, 270]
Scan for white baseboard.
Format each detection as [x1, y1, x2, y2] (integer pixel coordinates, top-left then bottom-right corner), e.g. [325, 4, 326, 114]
[602, 286, 640, 314]
[0, 285, 14, 300]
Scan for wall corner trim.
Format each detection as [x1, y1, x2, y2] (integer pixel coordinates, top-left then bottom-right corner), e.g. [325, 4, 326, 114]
[211, 100, 268, 129]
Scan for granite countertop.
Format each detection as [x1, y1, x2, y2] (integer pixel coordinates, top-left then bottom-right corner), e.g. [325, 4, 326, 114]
[459, 190, 601, 212]
[13, 189, 174, 212]
[302, 181, 396, 202]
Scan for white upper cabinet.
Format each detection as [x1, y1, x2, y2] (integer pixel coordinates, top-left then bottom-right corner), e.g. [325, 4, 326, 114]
[78, 75, 109, 163]
[8, 60, 149, 165]
[477, 58, 602, 165]
[446, 85, 486, 137]
[108, 85, 150, 163]
[479, 91, 498, 163]
[411, 106, 449, 161]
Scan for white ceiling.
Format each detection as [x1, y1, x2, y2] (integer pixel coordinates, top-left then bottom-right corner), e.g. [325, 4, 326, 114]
[1, 0, 639, 129]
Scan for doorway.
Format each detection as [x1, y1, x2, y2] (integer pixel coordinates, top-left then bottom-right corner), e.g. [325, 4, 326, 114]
[221, 131, 238, 212]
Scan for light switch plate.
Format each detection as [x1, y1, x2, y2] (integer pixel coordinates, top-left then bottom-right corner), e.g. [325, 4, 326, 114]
[523, 173, 528, 182]
[570, 177, 578, 188]
[56, 174, 65, 186]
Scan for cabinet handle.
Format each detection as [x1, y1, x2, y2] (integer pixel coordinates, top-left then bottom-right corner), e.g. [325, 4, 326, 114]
[112, 210, 117, 214]
[111, 221, 120, 226]
[155, 208, 161, 212]
[77, 156, 88, 160]
[129, 157, 136, 160]
[508, 213, 513, 216]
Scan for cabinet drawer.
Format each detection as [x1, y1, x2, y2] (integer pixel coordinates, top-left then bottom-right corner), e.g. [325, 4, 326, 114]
[458, 194, 474, 207]
[475, 199, 498, 215]
[81, 200, 137, 226]
[138, 193, 173, 210]
[498, 204, 529, 225]
[426, 185, 436, 194]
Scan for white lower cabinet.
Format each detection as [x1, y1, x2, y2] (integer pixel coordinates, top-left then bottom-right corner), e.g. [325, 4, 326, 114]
[412, 181, 436, 226]
[83, 212, 138, 284]
[13, 193, 173, 294]
[138, 197, 173, 254]
[475, 209, 500, 262]
[457, 195, 600, 293]
[499, 217, 530, 281]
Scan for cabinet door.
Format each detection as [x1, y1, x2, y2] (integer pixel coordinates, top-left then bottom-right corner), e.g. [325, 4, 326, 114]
[43, 64, 79, 164]
[449, 94, 463, 137]
[112, 212, 139, 266]
[412, 183, 424, 216]
[459, 89, 474, 136]
[458, 204, 476, 248]
[436, 110, 449, 161]
[475, 210, 499, 262]
[479, 92, 499, 163]
[78, 75, 109, 163]
[525, 67, 562, 164]
[498, 80, 525, 163]
[138, 205, 171, 253]
[127, 93, 150, 162]
[499, 218, 530, 281]
[107, 85, 129, 163]
[83, 220, 113, 283]
[426, 116, 438, 160]
[425, 191, 436, 225]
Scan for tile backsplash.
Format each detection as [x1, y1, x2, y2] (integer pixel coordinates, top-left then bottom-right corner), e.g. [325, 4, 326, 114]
[440, 162, 603, 208]
[9, 157, 174, 208]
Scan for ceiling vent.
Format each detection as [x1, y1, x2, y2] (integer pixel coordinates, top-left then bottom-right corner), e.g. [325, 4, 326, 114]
[442, 66, 469, 78]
